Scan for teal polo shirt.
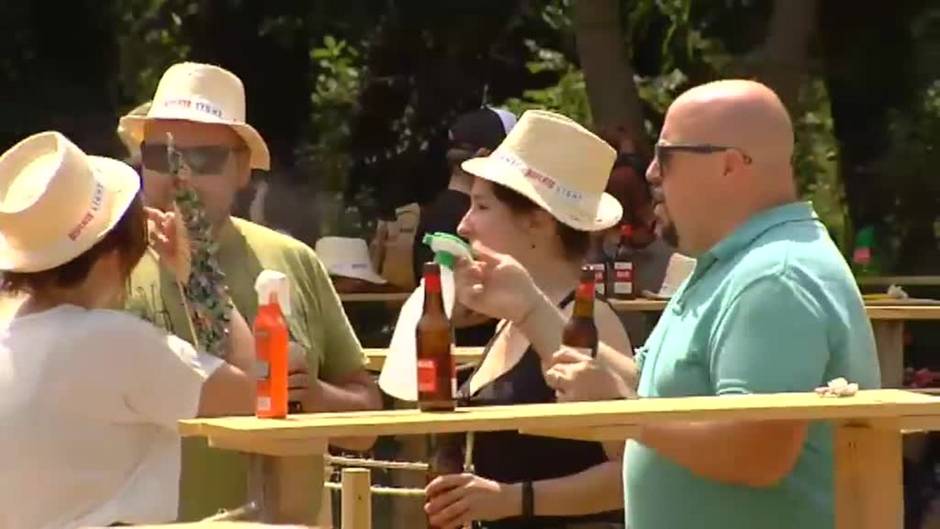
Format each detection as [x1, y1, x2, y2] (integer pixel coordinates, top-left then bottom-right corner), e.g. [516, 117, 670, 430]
[625, 202, 880, 529]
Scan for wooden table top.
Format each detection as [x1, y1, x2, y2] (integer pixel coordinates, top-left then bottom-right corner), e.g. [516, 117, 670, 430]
[180, 389, 940, 449]
[362, 346, 483, 371]
[857, 276, 940, 287]
[339, 292, 411, 303]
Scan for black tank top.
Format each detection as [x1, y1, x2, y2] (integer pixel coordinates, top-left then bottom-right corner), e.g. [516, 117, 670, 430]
[457, 292, 624, 529]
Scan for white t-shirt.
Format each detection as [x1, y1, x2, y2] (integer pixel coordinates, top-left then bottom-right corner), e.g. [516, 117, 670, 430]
[0, 304, 224, 529]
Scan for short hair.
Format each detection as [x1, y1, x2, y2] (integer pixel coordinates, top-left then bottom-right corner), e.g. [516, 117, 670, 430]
[1, 195, 148, 294]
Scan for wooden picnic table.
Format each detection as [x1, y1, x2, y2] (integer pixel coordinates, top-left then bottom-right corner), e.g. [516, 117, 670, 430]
[610, 299, 940, 389]
[362, 346, 483, 371]
[338, 292, 411, 303]
[180, 389, 940, 529]
[856, 276, 940, 287]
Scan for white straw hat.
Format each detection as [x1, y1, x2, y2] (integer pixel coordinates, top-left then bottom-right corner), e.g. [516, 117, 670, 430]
[0, 132, 141, 273]
[461, 110, 623, 232]
[315, 237, 388, 285]
[116, 100, 151, 160]
[118, 62, 270, 170]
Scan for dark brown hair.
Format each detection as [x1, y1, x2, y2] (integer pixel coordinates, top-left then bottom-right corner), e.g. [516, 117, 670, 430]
[490, 183, 590, 262]
[1, 195, 148, 294]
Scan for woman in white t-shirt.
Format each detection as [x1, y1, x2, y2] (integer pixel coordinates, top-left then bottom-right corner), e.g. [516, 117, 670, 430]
[0, 131, 255, 529]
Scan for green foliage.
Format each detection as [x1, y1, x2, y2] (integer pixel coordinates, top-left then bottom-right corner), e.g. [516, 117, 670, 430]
[301, 35, 362, 192]
[504, 41, 592, 124]
[793, 80, 848, 249]
[297, 35, 376, 239]
[116, 0, 192, 110]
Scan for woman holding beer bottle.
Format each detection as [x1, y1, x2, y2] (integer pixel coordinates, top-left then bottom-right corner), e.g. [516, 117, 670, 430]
[423, 111, 632, 529]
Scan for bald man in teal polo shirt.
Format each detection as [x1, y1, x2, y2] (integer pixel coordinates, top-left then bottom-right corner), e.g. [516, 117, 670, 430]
[456, 80, 880, 529]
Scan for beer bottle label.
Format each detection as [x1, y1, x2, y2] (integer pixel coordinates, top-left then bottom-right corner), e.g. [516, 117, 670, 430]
[450, 357, 458, 398]
[613, 262, 634, 295]
[589, 262, 606, 296]
[417, 358, 437, 393]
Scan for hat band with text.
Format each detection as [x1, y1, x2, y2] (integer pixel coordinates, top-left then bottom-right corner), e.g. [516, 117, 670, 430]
[490, 151, 601, 206]
[67, 181, 105, 241]
[158, 97, 226, 119]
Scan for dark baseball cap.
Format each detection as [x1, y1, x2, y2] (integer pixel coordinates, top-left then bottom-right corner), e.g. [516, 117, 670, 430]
[449, 107, 517, 151]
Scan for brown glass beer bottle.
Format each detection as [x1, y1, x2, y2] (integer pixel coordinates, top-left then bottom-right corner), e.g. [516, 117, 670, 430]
[563, 265, 599, 358]
[611, 224, 637, 300]
[416, 262, 456, 412]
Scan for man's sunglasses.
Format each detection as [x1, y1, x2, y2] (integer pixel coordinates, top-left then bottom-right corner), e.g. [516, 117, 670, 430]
[654, 143, 753, 166]
[140, 142, 245, 174]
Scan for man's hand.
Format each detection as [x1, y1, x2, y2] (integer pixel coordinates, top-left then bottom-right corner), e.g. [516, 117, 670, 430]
[454, 243, 542, 324]
[545, 347, 632, 402]
[287, 342, 311, 408]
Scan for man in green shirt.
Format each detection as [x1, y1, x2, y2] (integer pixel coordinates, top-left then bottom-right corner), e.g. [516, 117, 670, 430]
[453, 80, 880, 529]
[120, 62, 381, 523]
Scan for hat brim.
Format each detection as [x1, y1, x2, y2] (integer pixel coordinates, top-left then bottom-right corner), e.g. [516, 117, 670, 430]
[0, 156, 141, 273]
[329, 268, 388, 285]
[119, 113, 270, 171]
[461, 156, 622, 232]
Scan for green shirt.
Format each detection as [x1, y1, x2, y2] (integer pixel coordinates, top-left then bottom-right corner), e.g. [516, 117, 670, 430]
[127, 217, 366, 521]
[625, 202, 880, 529]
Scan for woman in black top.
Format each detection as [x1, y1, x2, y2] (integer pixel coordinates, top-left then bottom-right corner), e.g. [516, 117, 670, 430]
[423, 110, 633, 529]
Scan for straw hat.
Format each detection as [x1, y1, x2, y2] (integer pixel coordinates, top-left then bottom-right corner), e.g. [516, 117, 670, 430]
[0, 132, 141, 273]
[315, 237, 387, 285]
[119, 62, 270, 170]
[116, 100, 151, 160]
[462, 110, 623, 232]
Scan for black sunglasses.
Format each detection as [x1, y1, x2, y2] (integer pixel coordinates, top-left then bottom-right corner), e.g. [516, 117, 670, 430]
[654, 143, 753, 166]
[140, 142, 244, 175]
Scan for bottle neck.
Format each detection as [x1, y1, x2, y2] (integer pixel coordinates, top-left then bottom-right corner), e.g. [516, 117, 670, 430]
[258, 302, 282, 317]
[423, 273, 445, 314]
[572, 280, 594, 318]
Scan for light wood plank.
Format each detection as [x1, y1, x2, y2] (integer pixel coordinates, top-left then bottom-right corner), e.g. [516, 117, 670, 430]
[341, 468, 372, 529]
[521, 424, 640, 441]
[873, 320, 905, 388]
[181, 390, 940, 443]
[207, 435, 325, 457]
[857, 275, 940, 287]
[339, 292, 411, 303]
[363, 346, 484, 371]
[607, 299, 669, 312]
[866, 305, 940, 321]
[835, 421, 903, 529]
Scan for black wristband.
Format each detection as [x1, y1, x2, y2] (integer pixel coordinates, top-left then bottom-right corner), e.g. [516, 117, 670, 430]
[521, 481, 534, 518]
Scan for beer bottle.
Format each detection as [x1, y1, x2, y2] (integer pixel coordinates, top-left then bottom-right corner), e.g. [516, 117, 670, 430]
[426, 431, 465, 529]
[416, 262, 456, 412]
[585, 236, 608, 299]
[563, 266, 599, 357]
[611, 224, 637, 300]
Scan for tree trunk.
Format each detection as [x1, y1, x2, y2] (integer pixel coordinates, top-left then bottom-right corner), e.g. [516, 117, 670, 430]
[741, 0, 818, 113]
[573, 0, 647, 148]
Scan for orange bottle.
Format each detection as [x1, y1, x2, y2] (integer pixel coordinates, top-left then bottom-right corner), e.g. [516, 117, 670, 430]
[254, 270, 291, 419]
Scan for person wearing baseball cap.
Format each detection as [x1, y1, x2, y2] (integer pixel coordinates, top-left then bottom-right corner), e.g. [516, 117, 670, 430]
[121, 62, 382, 523]
[0, 131, 255, 527]
[412, 106, 517, 346]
